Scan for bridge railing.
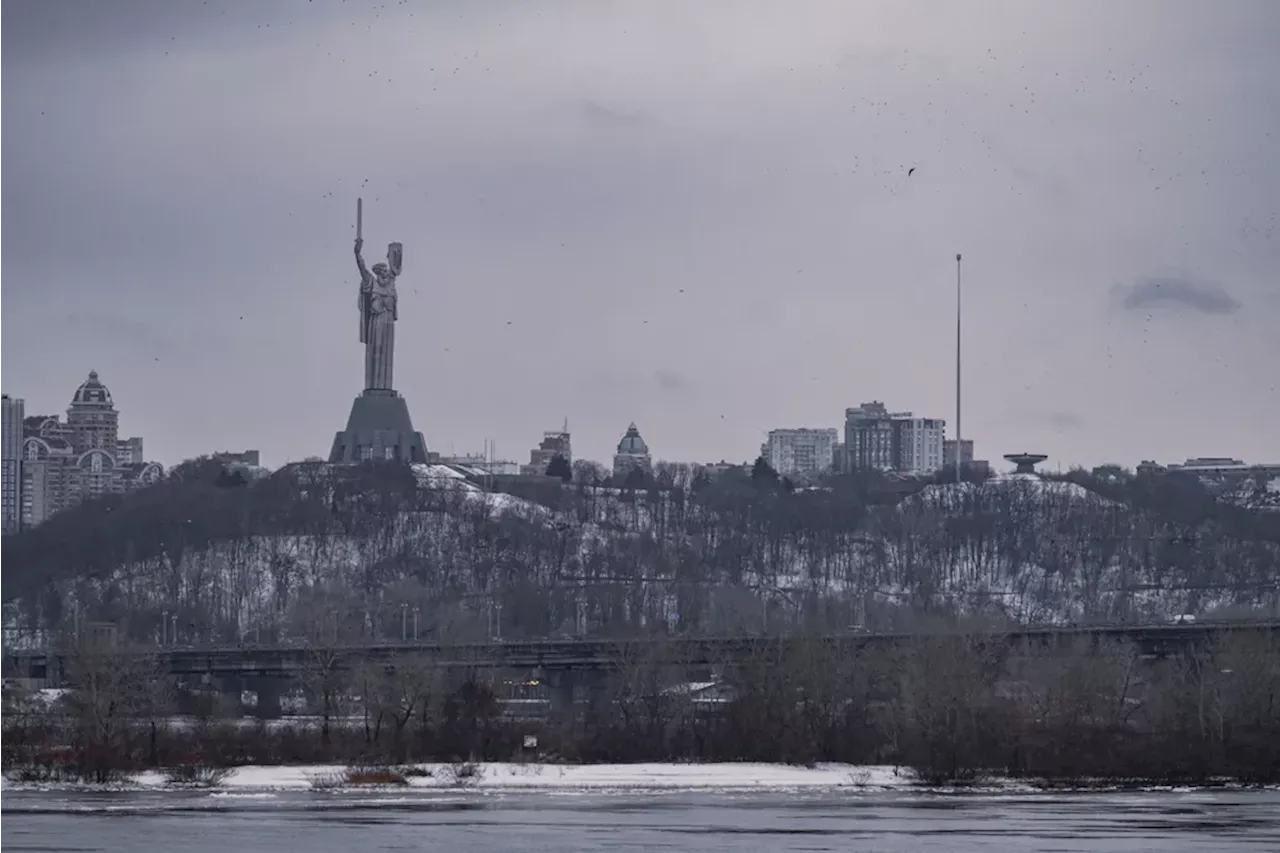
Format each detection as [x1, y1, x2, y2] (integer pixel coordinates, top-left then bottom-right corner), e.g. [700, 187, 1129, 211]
[6, 619, 1279, 661]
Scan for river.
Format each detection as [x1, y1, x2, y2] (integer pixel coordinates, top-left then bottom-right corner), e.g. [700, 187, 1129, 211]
[4, 789, 1279, 852]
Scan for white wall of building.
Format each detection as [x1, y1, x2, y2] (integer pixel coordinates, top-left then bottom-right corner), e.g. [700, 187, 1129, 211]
[899, 418, 945, 474]
[765, 428, 838, 479]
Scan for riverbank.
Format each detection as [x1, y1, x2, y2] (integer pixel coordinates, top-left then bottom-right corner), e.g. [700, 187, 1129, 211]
[0, 763, 904, 793]
[4, 762, 1276, 795]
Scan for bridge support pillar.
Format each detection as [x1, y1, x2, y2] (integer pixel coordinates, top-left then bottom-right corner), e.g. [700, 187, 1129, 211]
[46, 654, 65, 688]
[220, 675, 245, 714]
[549, 671, 576, 727]
[582, 670, 609, 718]
[251, 678, 283, 719]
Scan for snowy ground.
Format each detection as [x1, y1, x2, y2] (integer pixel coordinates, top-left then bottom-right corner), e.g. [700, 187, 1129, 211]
[1, 763, 999, 794]
[6, 762, 1271, 796]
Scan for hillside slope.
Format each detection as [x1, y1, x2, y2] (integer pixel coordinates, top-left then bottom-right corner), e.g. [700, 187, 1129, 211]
[3, 464, 1277, 644]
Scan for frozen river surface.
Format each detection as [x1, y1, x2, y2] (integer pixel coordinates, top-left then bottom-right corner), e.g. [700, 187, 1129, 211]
[5, 788, 1280, 852]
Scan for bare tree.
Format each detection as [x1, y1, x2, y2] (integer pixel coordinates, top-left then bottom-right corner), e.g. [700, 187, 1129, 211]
[1002, 636, 1144, 778]
[357, 653, 442, 762]
[890, 627, 1005, 783]
[63, 634, 167, 781]
[1210, 629, 1280, 780]
[299, 648, 347, 749]
[604, 635, 689, 759]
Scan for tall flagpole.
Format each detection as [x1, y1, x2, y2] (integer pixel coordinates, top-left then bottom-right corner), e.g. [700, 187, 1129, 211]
[955, 253, 962, 484]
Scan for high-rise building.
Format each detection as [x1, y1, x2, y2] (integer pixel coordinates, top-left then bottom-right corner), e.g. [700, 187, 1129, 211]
[844, 401, 945, 475]
[21, 414, 71, 526]
[67, 371, 118, 453]
[612, 422, 653, 478]
[19, 371, 163, 528]
[212, 450, 260, 467]
[764, 428, 838, 479]
[116, 437, 145, 465]
[898, 416, 946, 475]
[2, 394, 25, 534]
[844, 402, 895, 470]
[520, 420, 572, 477]
[943, 439, 974, 469]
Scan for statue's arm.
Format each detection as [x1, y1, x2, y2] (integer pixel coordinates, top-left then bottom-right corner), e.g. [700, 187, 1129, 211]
[354, 239, 371, 284]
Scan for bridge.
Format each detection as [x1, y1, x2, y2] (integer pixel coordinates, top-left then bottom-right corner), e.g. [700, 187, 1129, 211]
[7, 620, 1278, 681]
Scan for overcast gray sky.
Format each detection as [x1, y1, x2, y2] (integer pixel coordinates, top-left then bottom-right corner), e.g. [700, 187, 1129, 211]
[4, 0, 1278, 470]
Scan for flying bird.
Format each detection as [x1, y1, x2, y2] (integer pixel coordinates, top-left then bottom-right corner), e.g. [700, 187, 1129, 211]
[908, 167, 916, 177]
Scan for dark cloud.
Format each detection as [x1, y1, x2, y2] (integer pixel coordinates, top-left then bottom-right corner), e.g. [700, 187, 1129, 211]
[0, 0, 284, 61]
[653, 369, 691, 393]
[1045, 411, 1085, 430]
[1114, 276, 1242, 315]
[2, 0, 1278, 470]
[578, 99, 649, 129]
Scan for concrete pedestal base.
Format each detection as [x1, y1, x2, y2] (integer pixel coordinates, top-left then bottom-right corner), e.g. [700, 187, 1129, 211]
[329, 389, 428, 464]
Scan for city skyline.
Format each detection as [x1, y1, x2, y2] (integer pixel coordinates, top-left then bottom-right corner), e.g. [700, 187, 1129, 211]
[8, 364, 1274, 475]
[3, 1, 1278, 469]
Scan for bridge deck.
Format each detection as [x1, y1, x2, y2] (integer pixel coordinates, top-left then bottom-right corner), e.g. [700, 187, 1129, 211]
[6, 621, 1277, 678]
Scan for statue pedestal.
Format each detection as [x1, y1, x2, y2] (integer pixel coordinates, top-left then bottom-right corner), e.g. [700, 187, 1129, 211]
[328, 389, 428, 464]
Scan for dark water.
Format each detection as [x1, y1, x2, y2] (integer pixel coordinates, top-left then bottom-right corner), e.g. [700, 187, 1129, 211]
[4, 789, 1279, 852]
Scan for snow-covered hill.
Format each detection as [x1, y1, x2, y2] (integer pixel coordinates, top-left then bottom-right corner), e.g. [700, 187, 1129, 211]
[9, 466, 1278, 643]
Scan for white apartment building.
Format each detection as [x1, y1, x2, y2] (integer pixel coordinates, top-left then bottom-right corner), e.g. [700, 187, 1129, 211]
[764, 428, 839, 479]
[897, 417, 945, 475]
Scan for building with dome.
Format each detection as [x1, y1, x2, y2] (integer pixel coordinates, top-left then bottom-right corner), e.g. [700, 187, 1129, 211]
[17, 371, 163, 529]
[612, 422, 654, 478]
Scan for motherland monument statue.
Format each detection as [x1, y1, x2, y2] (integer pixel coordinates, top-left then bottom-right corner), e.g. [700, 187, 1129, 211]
[328, 198, 428, 464]
[354, 197, 403, 392]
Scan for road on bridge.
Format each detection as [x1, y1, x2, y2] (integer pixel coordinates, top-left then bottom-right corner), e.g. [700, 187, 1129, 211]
[6, 620, 1278, 679]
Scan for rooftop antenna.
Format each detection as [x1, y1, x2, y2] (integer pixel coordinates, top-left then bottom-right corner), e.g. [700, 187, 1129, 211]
[955, 253, 963, 484]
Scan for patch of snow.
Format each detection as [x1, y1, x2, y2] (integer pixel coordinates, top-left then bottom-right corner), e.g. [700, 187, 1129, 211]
[915, 474, 1110, 507]
[4, 763, 1003, 794]
[410, 463, 473, 485]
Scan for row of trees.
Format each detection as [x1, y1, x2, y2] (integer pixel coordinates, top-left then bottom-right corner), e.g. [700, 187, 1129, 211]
[2, 457, 1277, 648]
[6, 627, 1278, 785]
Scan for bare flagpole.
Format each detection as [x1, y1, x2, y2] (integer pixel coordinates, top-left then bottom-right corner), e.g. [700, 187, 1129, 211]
[955, 253, 962, 484]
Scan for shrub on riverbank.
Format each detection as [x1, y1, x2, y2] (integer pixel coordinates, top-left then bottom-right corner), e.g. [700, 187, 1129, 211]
[6, 630, 1277, 787]
[162, 764, 236, 787]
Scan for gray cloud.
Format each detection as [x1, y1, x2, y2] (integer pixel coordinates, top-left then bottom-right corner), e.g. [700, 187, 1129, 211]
[1114, 276, 1242, 315]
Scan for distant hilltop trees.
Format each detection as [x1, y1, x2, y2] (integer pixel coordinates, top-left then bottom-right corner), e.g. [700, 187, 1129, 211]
[1, 458, 1276, 650]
